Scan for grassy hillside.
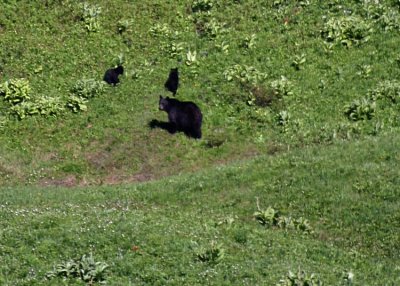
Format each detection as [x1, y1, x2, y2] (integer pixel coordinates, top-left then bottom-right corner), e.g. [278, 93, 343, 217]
[1, 0, 400, 285]
[1, 134, 399, 285]
[1, 0, 400, 186]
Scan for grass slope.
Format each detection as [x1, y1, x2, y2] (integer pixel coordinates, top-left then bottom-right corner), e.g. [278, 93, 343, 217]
[1, 0, 400, 186]
[1, 134, 399, 285]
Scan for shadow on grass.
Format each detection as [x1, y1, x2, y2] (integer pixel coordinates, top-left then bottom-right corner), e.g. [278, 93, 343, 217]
[148, 119, 174, 134]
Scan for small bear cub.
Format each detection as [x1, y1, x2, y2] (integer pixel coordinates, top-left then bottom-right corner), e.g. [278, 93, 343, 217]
[103, 65, 124, 86]
[159, 95, 202, 139]
[164, 68, 179, 96]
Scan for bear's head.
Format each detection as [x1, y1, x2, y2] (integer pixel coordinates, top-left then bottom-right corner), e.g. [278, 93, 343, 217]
[159, 96, 170, 111]
[115, 65, 124, 75]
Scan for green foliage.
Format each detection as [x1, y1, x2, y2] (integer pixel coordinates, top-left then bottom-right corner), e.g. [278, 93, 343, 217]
[192, 0, 213, 13]
[254, 204, 313, 233]
[369, 80, 400, 103]
[0, 79, 64, 119]
[80, 2, 102, 32]
[223, 65, 267, 85]
[270, 76, 294, 97]
[117, 18, 133, 34]
[195, 241, 225, 265]
[363, 0, 400, 31]
[241, 33, 257, 50]
[321, 15, 372, 46]
[71, 79, 106, 99]
[0, 78, 31, 104]
[344, 97, 376, 121]
[277, 269, 322, 286]
[66, 95, 88, 113]
[46, 254, 109, 285]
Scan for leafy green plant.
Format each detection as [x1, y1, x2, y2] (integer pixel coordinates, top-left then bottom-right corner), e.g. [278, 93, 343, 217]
[201, 18, 227, 39]
[0, 78, 31, 104]
[270, 76, 294, 97]
[117, 18, 133, 34]
[223, 65, 267, 85]
[277, 269, 322, 286]
[149, 23, 171, 38]
[321, 15, 372, 46]
[46, 254, 109, 285]
[66, 95, 88, 113]
[254, 206, 280, 226]
[241, 33, 257, 50]
[163, 42, 184, 59]
[80, 2, 102, 32]
[291, 53, 306, 70]
[369, 80, 400, 103]
[71, 79, 106, 99]
[344, 97, 376, 121]
[192, 0, 213, 13]
[195, 241, 225, 264]
[254, 201, 313, 233]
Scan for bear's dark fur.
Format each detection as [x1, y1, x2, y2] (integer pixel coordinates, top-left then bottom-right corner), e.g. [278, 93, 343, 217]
[103, 65, 124, 86]
[164, 68, 179, 96]
[159, 95, 202, 139]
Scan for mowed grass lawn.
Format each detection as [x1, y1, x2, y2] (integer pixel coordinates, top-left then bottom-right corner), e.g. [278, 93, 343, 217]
[1, 133, 399, 285]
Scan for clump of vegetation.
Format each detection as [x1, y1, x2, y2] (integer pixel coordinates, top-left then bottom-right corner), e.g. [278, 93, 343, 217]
[277, 269, 323, 286]
[0, 78, 64, 119]
[0, 78, 31, 104]
[80, 2, 102, 32]
[195, 241, 225, 265]
[321, 15, 372, 46]
[369, 80, 400, 103]
[70, 79, 106, 99]
[46, 254, 109, 285]
[344, 97, 376, 121]
[223, 64, 267, 85]
[254, 204, 313, 233]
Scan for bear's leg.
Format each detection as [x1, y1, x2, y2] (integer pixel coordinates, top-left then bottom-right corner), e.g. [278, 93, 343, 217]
[168, 122, 177, 134]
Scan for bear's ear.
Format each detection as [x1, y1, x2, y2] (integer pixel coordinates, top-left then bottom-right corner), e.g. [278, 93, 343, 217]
[166, 96, 170, 99]
[159, 95, 163, 99]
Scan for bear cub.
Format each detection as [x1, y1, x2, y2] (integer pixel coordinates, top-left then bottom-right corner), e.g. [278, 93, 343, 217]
[159, 95, 202, 139]
[103, 65, 124, 86]
[164, 68, 179, 96]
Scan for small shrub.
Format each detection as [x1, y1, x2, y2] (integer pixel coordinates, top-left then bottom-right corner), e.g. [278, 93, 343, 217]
[254, 202, 313, 233]
[344, 97, 376, 121]
[80, 2, 102, 32]
[192, 0, 213, 13]
[270, 76, 294, 97]
[66, 95, 88, 113]
[291, 53, 306, 70]
[223, 64, 267, 85]
[321, 15, 372, 46]
[369, 80, 400, 103]
[117, 18, 133, 34]
[195, 241, 225, 264]
[0, 78, 31, 104]
[71, 79, 106, 99]
[277, 269, 322, 286]
[46, 254, 109, 285]
[149, 23, 171, 38]
[241, 33, 257, 50]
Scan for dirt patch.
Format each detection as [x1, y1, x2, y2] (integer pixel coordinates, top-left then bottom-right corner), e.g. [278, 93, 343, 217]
[39, 175, 78, 188]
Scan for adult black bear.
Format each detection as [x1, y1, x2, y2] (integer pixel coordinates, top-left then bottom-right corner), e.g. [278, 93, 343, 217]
[164, 68, 179, 96]
[103, 65, 124, 86]
[158, 95, 202, 139]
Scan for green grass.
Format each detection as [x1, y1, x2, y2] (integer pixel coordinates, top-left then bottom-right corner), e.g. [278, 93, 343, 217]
[1, 0, 400, 284]
[1, 134, 399, 285]
[1, 0, 400, 186]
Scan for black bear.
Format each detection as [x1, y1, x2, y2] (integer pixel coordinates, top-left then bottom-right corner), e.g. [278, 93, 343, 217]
[103, 65, 124, 86]
[158, 95, 202, 139]
[164, 68, 179, 96]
